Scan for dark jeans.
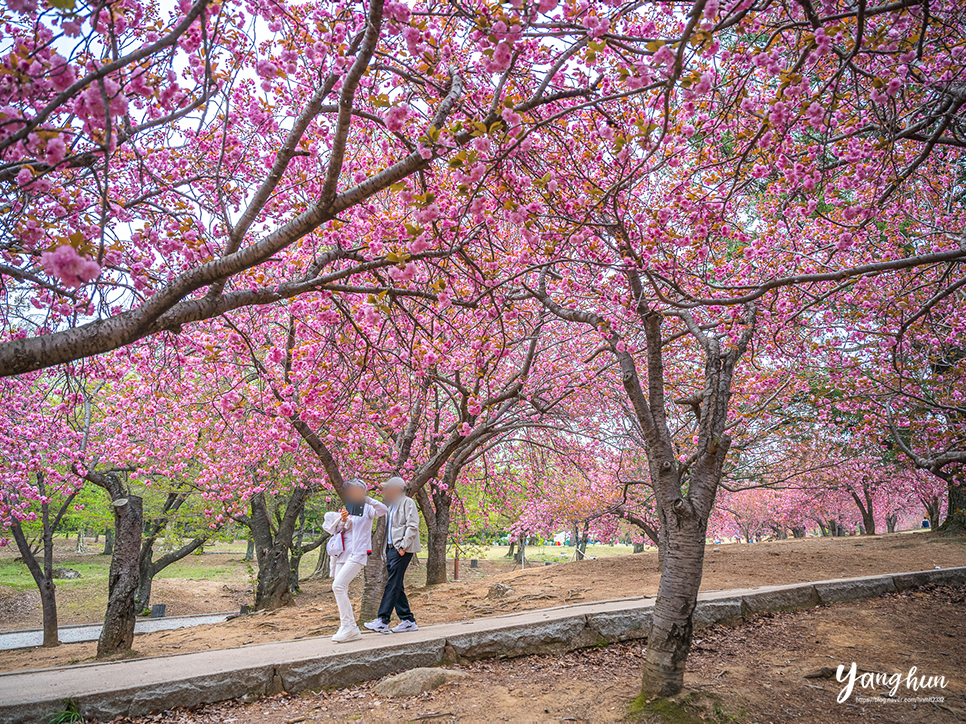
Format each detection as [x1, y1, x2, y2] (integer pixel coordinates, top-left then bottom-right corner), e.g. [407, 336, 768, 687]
[377, 547, 415, 623]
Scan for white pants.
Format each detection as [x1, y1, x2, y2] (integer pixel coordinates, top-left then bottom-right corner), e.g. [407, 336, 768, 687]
[331, 559, 365, 631]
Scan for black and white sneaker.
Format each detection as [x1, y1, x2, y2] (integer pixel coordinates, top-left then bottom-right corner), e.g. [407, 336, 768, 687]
[364, 618, 391, 634]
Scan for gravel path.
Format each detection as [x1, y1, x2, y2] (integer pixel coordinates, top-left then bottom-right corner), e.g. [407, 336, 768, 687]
[0, 612, 233, 650]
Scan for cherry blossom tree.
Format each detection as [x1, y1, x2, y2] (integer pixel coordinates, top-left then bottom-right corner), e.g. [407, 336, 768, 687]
[0, 0, 700, 376]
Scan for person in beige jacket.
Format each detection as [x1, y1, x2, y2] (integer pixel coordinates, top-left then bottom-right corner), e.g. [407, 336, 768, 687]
[363, 476, 421, 634]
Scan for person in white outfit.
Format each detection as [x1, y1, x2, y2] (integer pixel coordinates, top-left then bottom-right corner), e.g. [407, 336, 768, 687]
[321, 478, 387, 643]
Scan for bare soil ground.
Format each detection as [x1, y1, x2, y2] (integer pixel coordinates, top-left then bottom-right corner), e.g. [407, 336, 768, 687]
[0, 531, 962, 674]
[117, 583, 966, 724]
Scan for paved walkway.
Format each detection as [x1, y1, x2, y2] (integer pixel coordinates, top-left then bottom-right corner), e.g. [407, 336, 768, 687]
[0, 613, 234, 651]
[0, 566, 963, 724]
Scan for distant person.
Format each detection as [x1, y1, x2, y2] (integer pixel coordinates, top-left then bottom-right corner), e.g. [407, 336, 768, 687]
[364, 476, 421, 634]
[322, 478, 387, 643]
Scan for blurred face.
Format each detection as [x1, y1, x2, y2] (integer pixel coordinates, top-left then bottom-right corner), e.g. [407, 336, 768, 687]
[382, 485, 403, 504]
[345, 484, 367, 505]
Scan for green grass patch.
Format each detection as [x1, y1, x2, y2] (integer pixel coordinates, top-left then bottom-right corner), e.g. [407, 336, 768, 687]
[0, 560, 109, 590]
[155, 559, 247, 582]
[627, 693, 740, 724]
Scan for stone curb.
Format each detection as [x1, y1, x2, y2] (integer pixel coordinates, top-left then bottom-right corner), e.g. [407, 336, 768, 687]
[0, 566, 962, 723]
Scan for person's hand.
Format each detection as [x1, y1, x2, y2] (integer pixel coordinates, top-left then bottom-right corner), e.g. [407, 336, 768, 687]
[397, 548, 406, 556]
[340, 509, 349, 522]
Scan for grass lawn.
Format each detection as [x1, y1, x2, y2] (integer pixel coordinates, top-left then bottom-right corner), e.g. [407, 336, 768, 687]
[0, 559, 109, 591]
[456, 543, 639, 562]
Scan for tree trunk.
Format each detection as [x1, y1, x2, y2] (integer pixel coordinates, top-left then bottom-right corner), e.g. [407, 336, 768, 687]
[75, 530, 87, 554]
[791, 526, 806, 539]
[307, 536, 332, 579]
[577, 522, 589, 559]
[885, 515, 898, 534]
[939, 470, 966, 535]
[135, 532, 156, 614]
[247, 489, 313, 610]
[633, 542, 645, 553]
[417, 486, 451, 586]
[640, 514, 708, 697]
[360, 516, 387, 621]
[245, 538, 255, 561]
[424, 514, 448, 584]
[250, 495, 293, 611]
[254, 540, 291, 609]
[289, 549, 304, 593]
[854, 497, 875, 535]
[505, 540, 515, 559]
[134, 559, 153, 615]
[922, 496, 941, 529]
[102, 528, 114, 555]
[10, 520, 59, 647]
[98, 495, 143, 658]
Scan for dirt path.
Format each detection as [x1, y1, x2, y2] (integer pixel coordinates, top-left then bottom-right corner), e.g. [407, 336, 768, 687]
[0, 531, 962, 674]
[117, 583, 966, 724]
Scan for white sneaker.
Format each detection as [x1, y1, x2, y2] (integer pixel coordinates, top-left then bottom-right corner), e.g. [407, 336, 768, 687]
[364, 618, 391, 634]
[391, 620, 418, 633]
[332, 626, 362, 643]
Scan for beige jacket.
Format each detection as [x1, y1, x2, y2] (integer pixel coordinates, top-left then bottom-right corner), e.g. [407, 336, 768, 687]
[386, 495, 421, 553]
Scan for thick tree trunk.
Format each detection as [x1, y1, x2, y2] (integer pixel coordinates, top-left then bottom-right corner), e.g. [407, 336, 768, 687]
[245, 538, 255, 561]
[885, 515, 898, 534]
[75, 530, 87, 554]
[853, 497, 876, 535]
[640, 514, 708, 697]
[37, 574, 58, 647]
[633, 542, 645, 553]
[255, 540, 291, 610]
[247, 489, 314, 610]
[791, 526, 806, 539]
[505, 540, 515, 559]
[251, 499, 293, 612]
[417, 486, 451, 586]
[360, 516, 387, 621]
[425, 518, 448, 584]
[98, 495, 143, 658]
